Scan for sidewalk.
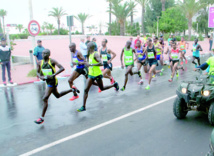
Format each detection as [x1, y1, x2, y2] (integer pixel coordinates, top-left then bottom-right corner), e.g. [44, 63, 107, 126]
[0, 36, 212, 85]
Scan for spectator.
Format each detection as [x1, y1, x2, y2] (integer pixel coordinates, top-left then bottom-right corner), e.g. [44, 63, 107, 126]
[134, 35, 142, 49]
[167, 35, 172, 46]
[33, 40, 45, 63]
[129, 36, 135, 49]
[209, 34, 213, 52]
[92, 38, 98, 51]
[0, 38, 14, 86]
[172, 35, 177, 42]
[80, 38, 88, 59]
[85, 36, 90, 45]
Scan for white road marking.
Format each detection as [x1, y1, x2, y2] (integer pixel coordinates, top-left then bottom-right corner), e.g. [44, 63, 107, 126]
[20, 95, 177, 156]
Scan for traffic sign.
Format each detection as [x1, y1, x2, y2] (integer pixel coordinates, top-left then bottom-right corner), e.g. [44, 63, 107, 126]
[28, 20, 40, 36]
[208, 7, 214, 28]
[67, 16, 74, 27]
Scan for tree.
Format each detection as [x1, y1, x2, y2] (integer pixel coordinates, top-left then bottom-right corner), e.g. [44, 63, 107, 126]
[74, 13, 90, 35]
[178, 0, 207, 40]
[126, 22, 140, 36]
[129, 1, 137, 26]
[0, 9, 7, 37]
[192, 7, 212, 37]
[161, 0, 166, 11]
[109, 0, 136, 36]
[16, 24, 24, 33]
[46, 23, 55, 35]
[159, 7, 188, 33]
[106, 0, 113, 35]
[0, 19, 3, 34]
[135, 0, 148, 35]
[23, 28, 29, 34]
[108, 21, 120, 36]
[48, 7, 67, 35]
[41, 22, 48, 33]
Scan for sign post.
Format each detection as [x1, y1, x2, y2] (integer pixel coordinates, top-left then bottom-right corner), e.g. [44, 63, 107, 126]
[28, 20, 40, 69]
[67, 16, 74, 71]
[208, 6, 214, 41]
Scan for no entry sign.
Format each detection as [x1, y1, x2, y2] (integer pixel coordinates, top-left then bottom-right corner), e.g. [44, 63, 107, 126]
[208, 7, 214, 28]
[28, 20, 40, 36]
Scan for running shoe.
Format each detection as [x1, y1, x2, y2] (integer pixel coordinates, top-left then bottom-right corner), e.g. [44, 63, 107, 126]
[138, 71, 142, 77]
[3, 81, 6, 86]
[185, 60, 188, 64]
[180, 62, 184, 65]
[114, 82, 119, 91]
[98, 88, 102, 93]
[168, 65, 171, 69]
[120, 86, 125, 91]
[161, 68, 164, 72]
[9, 81, 13, 84]
[195, 64, 198, 68]
[152, 75, 156, 78]
[69, 95, 79, 101]
[77, 106, 86, 112]
[145, 85, 150, 90]
[138, 79, 144, 85]
[168, 79, 173, 82]
[176, 72, 179, 77]
[160, 72, 163, 76]
[110, 77, 115, 84]
[34, 118, 44, 124]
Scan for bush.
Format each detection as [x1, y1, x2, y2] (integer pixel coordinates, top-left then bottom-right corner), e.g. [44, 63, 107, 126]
[27, 69, 37, 77]
[38, 32, 48, 36]
[198, 33, 204, 41]
[53, 28, 69, 35]
[105, 32, 109, 35]
[75, 31, 81, 35]
[10, 34, 29, 40]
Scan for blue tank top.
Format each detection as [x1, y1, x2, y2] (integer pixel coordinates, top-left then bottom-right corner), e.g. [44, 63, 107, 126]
[73, 50, 84, 69]
[136, 47, 146, 60]
[193, 43, 200, 57]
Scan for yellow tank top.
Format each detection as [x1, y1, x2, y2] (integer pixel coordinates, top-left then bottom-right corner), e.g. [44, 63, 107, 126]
[89, 52, 102, 77]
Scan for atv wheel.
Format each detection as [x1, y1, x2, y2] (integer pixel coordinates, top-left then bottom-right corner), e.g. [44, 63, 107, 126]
[208, 102, 214, 125]
[173, 97, 188, 119]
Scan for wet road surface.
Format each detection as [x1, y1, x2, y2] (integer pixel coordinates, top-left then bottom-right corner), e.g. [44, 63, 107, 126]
[0, 56, 213, 156]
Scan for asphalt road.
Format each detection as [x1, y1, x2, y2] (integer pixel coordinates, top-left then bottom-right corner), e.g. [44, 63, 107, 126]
[0, 55, 213, 156]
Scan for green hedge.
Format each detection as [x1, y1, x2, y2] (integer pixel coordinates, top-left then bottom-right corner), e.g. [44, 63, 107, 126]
[10, 34, 29, 40]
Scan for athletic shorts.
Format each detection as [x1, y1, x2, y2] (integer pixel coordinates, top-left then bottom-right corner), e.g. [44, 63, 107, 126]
[156, 55, 161, 61]
[125, 64, 134, 68]
[104, 63, 113, 71]
[75, 67, 88, 76]
[193, 56, 200, 59]
[47, 83, 58, 88]
[172, 60, 179, 65]
[148, 59, 158, 67]
[182, 50, 186, 53]
[169, 57, 172, 62]
[88, 75, 103, 81]
[138, 60, 148, 66]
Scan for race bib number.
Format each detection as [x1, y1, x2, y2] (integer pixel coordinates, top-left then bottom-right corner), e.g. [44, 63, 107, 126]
[125, 56, 133, 63]
[73, 58, 78, 63]
[193, 47, 196, 52]
[138, 54, 143, 59]
[171, 54, 179, 60]
[42, 69, 52, 76]
[180, 45, 185, 49]
[102, 54, 108, 62]
[148, 52, 155, 59]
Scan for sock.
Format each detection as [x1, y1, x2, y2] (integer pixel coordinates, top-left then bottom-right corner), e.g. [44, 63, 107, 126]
[40, 116, 44, 120]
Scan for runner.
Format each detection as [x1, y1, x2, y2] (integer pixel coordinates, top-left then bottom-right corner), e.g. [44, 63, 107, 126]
[34, 49, 79, 124]
[178, 37, 189, 65]
[168, 42, 184, 82]
[120, 40, 140, 91]
[192, 38, 203, 67]
[141, 38, 160, 90]
[165, 40, 173, 72]
[98, 39, 116, 92]
[68, 43, 88, 101]
[77, 42, 119, 112]
[153, 36, 164, 76]
[136, 40, 147, 85]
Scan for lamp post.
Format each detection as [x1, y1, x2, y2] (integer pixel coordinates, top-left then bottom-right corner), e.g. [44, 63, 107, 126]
[157, 16, 160, 37]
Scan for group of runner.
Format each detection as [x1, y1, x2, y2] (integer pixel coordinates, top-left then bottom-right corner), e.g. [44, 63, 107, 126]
[34, 35, 204, 124]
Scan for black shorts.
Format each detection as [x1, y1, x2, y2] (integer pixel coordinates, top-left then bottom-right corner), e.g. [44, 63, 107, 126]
[75, 67, 88, 76]
[172, 60, 179, 65]
[148, 59, 157, 67]
[138, 60, 148, 66]
[193, 56, 200, 60]
[104, 63, 113, 71]
[88, 75, 103, 81]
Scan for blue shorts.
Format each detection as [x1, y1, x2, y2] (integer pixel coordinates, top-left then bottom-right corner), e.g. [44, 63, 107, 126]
[156, 55, 161, 61]
[182, 50, 186, 53]
[47, 84, 58, 88]
[104, 63, 113, 71]
[148, 59, 157, 67]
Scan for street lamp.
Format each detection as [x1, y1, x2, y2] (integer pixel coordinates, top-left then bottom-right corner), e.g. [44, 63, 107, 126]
[157, 16, 160, 37]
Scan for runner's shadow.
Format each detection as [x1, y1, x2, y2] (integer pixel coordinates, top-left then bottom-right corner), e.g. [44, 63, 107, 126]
[4, 87, 17, 119]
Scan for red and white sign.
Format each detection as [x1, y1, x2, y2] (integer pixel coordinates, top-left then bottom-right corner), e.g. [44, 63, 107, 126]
[28, 20, 40, 36]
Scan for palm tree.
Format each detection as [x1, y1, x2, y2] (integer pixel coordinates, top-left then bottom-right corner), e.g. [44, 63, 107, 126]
[48, 7, 67, 35]
[16, 24, 24, 33]
[109, 0, 135, 36]
[74, 13, 91, 35]
[106, 0, 113, 35]
[129, 1, 137, 26]
[136, 0, 148, 35]
[46, 23, 55, 35]
[178, 0, 207, 40]
[161, 0, 166, 11]
[0, 9, 7, 36]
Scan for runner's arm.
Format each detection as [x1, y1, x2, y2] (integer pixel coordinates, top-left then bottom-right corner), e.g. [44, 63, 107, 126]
[197, 45, 203, 51]
[51, 59, 65, 77]
[132, 49, 138, 59]
[36, 61, 45, 80]
[88, 53, 102, 67]
[108, 49, 116, 63]
[77, 52, 86, 65]
[120, 49, 124, 68]
[165, 47, 169, 54]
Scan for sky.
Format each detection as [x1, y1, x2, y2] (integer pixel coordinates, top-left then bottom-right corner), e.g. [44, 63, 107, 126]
[1, 0, 142, 33]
